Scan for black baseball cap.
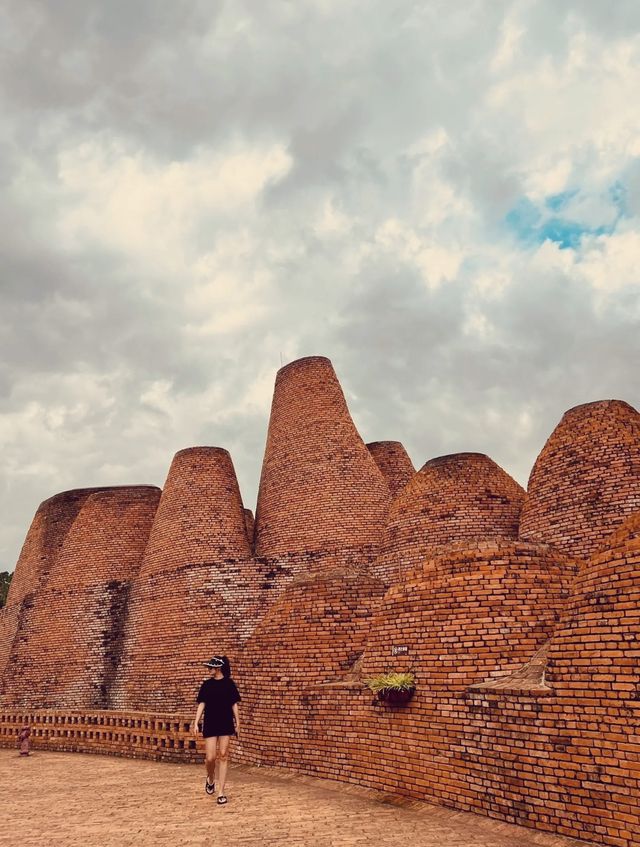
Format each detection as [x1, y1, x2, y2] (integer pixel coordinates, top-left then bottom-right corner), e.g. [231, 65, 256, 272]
[203, 656, 224, 668]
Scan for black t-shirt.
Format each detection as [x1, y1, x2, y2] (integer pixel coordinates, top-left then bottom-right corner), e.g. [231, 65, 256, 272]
[196, 676, 241, 737]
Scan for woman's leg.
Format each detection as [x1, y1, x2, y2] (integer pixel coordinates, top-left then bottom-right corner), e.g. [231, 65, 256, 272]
[216, 735, 231, 797]
[204, 736, 217, 786]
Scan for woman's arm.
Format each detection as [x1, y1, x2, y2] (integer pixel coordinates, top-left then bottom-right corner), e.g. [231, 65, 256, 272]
[191, 702, 205, 736]
[232, 702, 240, 736]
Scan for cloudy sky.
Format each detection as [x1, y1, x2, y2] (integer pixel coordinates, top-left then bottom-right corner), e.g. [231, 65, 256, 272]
[1, 0, 640, 572]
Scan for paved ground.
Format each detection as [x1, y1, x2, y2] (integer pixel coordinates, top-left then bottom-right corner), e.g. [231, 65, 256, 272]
[1, 749, 590, 847]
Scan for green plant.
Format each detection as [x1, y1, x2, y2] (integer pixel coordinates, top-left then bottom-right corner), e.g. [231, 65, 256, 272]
[0, 571, 12, 609]
[364, 672, 415, 694]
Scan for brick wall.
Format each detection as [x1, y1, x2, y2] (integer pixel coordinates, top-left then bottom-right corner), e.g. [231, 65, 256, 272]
[236, 566, 386, 769]
[520, 400, 640, 558]
[0, 708, 201, 763]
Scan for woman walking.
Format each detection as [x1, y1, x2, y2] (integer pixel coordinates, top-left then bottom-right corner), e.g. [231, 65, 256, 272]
[192, 655, 241, 805]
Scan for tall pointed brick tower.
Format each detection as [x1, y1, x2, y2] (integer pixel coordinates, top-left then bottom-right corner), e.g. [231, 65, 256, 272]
[113, 447, 252, 712]
[519, 400, 640, 559]
[254, 356, 389, 570]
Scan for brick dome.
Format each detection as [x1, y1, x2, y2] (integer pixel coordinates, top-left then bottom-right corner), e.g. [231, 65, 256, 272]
[1, 487, 160, 707]
[519, 400, 640, 559]
[113, 447, 253, 712]
[546, 508, 640, 697]
[254, 357, 389, 561]
[362, 541, 575, 684]
[47, 487, 161, 590]
[366, 441, 415, 497]
[373, 452, 525, 583]
[353, 541, 577, 803]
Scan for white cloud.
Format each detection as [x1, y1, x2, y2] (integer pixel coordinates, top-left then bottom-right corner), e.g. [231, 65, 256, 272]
[54, 141, 292, 272]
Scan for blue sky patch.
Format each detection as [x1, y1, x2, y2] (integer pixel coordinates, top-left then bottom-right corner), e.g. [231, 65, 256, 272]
[505, 184, 626, 249]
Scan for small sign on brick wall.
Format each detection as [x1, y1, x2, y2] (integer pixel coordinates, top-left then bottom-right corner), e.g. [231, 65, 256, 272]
[391, 645, 408, 656]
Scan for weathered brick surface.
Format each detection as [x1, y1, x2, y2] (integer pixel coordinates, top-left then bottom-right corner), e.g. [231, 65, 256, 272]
[0, 603, 20, 690]
[1, 487, 160, 708]
[112, 447, 254, 713]
[236, 566, 386, 769]
[235, 541, 578, 822]
[0, 488, 101, 682]
[244, 508, 255, 550]
[451, 517, 640, 846]
[373, 453, 525, 583]
[0, 708, 200, 762]
[254, 356, 390, 562]
[366, 441, 415, 497]
[5, 488, 98, 607]
[520, 400, 640, 558]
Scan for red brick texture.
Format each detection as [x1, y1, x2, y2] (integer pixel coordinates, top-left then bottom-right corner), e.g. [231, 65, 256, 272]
[111, 448, 254, 713]
[234, 540, 578, 814]
[366, 441, 415, 497]
[1, 487, 160, 708]
[254, 357, 390, 562]
[539, 512, 640, 844]
[236, 566, 386, 769]
[244, 509, 255, 549]
[519, 400, 640, 559]
[0, 709, 202, 763]
[373, 453, 525, 584]
[450, 516, 640, 846]
[5, 488, 98, 608]
[0, 488, 100, 682]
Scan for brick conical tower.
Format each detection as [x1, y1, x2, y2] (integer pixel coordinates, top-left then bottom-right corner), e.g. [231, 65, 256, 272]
[519, 400, 640, 559]
[254, 357, 389, 565]
[1, 486, 160, 707]
[114, 447, 252, 712]
[373, 452, 525, 583]
[366, 441, 415, 497]
[0, 487, 107, 693]
[4, 488, 99, 610]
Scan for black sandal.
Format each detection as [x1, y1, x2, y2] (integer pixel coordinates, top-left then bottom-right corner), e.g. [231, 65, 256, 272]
[217, 795, 228, 805]
[205, 777, 215, 795]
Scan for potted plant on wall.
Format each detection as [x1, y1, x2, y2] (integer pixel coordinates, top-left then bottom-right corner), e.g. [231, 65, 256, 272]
[364, 672, 416, 704]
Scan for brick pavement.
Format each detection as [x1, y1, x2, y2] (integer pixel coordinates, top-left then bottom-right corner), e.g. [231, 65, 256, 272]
[0, 749, 591, 847]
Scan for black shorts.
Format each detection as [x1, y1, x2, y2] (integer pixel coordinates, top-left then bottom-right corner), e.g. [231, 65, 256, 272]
[202, 719, 236, 738]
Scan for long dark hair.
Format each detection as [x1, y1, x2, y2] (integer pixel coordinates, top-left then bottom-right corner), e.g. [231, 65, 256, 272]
[220, 656, 231, 678]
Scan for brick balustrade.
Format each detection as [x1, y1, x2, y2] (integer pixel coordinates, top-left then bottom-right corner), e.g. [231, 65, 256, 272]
[0, 708, 201, 762]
